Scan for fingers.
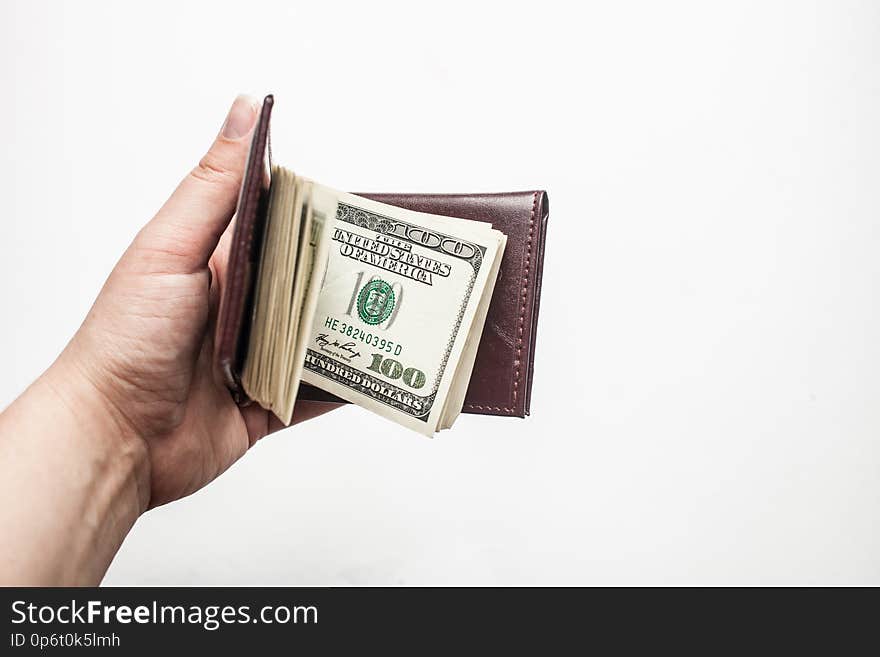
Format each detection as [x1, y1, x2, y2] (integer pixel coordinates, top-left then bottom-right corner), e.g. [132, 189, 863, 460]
[138, 95, 259, 274]
[241, 401, 343, 447]
[290, 401, 342, 427]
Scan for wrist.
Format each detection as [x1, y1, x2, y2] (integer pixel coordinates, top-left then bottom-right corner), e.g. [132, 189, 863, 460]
[0, 354, 151, 584]
[44, 351, 152, 514]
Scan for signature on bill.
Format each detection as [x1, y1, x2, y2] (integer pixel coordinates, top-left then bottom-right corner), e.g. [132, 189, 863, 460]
[315, 333, 362, 360]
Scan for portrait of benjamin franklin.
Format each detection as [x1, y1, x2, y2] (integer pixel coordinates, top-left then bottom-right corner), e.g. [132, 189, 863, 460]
[364, 288, 389, 316]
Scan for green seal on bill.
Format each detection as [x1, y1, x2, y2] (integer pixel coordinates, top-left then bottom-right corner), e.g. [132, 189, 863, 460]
[357, 279, 395, 325]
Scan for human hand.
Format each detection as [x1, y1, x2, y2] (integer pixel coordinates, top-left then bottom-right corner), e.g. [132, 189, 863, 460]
[52, 95, 336, 510]
[0, 95, 338, 585]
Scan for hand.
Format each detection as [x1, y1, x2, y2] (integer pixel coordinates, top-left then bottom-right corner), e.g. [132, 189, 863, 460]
[0, 96, 336, 584]
[57, 95, 337, 509]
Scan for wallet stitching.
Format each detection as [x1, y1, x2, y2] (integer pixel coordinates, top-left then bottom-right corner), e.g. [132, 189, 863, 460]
[464, 190, 539, 413]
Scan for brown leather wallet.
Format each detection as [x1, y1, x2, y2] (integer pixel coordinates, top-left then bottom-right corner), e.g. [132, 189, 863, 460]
[215, 96, 549, 418]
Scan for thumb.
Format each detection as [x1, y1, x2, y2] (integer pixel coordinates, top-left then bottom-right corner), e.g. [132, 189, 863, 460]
[137, 95, 259, 273]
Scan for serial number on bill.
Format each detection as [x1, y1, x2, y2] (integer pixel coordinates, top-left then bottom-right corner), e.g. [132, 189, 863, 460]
[320, 316, 404, 356]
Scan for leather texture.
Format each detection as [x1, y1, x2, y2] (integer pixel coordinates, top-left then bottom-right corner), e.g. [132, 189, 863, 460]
[214, 95, 273, 403]
[215, 96, 550, 418]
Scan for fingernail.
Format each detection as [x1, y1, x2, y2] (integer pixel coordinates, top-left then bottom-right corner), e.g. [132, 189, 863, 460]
[221, 95, 258, 139]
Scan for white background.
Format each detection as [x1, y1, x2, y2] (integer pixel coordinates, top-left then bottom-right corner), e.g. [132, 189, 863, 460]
[1, 0, 878, 585]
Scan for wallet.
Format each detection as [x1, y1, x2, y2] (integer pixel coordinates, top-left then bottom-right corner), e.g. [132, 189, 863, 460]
[215, 95, 550, 418]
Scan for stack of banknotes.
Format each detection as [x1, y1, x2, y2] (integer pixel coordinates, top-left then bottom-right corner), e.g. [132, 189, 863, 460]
[241, 165, 506, 436]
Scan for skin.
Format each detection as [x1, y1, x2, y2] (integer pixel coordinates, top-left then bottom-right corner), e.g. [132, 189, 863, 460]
[0, 96, 337, 585]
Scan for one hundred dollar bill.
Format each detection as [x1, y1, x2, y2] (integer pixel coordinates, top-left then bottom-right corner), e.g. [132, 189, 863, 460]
[300, 190, 505, 435]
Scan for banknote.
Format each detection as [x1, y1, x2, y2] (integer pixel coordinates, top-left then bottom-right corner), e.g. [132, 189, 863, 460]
[241, 166, 506, 434]
[241, 169, 335, 424]
[300, 190, 505, 435]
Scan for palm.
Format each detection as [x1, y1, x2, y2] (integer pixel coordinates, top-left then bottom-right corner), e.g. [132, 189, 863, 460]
[66, 98, 336, 507]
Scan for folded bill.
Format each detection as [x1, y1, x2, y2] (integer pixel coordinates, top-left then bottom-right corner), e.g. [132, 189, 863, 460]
[242, 167, 506, 435]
